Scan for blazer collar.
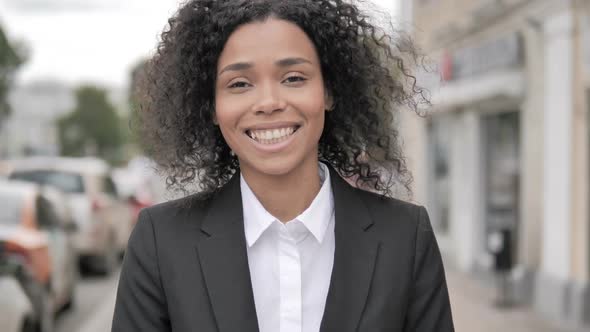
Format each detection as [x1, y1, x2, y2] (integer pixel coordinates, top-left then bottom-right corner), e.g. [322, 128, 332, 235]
[196, 173, 260, 332]
[320, 166, 380, 332]
[195, 166, 380, 332]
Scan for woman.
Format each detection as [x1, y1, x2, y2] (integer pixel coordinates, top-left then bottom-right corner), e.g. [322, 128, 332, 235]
[112, 0, 454, 331]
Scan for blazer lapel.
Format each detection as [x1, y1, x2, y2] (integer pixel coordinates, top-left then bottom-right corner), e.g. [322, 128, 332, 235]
[195, 174, 259, 332]
[321, 168, 381, 332]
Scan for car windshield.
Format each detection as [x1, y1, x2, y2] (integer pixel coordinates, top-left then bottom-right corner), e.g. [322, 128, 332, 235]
[10, 170, 84, 194]
[0, 193, 24, 225]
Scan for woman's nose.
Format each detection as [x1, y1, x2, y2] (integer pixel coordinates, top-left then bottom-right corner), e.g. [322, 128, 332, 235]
[252, 82, 286, 115]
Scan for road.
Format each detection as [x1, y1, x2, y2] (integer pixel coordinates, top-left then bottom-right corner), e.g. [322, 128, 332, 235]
[54, 268, 119, 332]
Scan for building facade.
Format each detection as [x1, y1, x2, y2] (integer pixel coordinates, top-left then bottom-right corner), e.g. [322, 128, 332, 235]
[0, 80, 128, 159]
[402, 0, 590, 327]
[0, 80, 75, 157]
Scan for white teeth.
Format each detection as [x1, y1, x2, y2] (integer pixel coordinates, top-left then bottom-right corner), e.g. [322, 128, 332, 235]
[248, 126, 297, 144]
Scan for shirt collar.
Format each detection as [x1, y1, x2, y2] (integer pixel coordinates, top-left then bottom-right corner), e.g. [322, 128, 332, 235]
[241, 162, 334, 247]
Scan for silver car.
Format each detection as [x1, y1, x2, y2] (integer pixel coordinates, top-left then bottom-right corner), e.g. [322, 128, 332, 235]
[7, 157, 133, 275]
[0, 180, 80, 332]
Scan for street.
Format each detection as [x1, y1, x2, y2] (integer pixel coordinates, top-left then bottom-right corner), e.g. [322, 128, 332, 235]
[54, 269, 119, 332]
[55, 266, 590, 332]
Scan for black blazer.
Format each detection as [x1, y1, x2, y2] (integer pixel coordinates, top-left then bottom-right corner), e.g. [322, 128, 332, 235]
[112, 167, 454, 332]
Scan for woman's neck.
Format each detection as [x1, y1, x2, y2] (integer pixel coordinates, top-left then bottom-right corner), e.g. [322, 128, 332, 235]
[241, 161, 321, 223]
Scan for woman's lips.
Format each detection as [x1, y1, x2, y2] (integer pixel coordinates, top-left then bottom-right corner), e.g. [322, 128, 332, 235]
[246, 125, 299, 142]
[245, 125, 301, 152]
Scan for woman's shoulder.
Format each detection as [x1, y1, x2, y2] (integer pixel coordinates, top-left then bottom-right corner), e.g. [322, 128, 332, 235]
[352, 186, 423, 215]
[139, 192, 212, 229]
[349, 186, 428, 231]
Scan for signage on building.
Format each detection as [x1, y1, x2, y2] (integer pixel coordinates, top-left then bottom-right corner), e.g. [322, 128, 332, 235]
[442, 32, 523, 81]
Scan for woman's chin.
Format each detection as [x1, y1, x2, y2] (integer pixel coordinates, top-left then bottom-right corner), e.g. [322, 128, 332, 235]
[238, 155, 313, 179]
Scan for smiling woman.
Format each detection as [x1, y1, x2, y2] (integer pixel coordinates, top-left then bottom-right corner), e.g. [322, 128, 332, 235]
[113, 1, 454, 331]
[134, 0, 424, 200]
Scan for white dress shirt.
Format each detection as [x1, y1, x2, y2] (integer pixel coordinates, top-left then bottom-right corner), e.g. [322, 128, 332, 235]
[240, 163, 335, 332]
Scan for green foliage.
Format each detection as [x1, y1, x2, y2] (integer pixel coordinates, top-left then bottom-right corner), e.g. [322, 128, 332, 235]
[126, 58, 149, 154]
[58, 85, 125, 164]
[129, 59, 147, 110]
[0, 22, 25, 123]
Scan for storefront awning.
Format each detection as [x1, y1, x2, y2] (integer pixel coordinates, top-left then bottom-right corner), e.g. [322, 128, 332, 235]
[428, 70, 525, 111]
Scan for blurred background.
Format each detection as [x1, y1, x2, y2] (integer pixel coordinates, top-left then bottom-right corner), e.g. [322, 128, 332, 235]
[0, 0, 588, 331]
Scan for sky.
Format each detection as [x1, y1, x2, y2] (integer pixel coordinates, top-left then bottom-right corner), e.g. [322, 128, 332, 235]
[0, 0, 399, 88]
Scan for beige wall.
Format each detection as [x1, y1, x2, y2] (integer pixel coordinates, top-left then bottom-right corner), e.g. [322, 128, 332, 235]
[411, 0, 547, 272]
[411, 0, 589, 279]
[518, 23, 544, 270]
[413, 0, 529, 51]
[571, 2, 589, 282]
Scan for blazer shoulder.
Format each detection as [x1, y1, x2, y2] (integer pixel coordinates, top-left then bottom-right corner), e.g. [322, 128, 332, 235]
[354, 187, 423, 216]
[352, 187, 427, 232]
[141, 193, 212, 229]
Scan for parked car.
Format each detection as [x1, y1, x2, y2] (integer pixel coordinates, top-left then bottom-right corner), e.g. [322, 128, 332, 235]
[0, 161, 10, 178]
[111, 158, 161, 226]
[0, 180, 78, 323]
[7, 157, 133, 274]
[0, 194, 53, 332]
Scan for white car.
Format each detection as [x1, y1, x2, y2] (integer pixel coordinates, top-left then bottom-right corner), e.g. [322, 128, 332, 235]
[7, 157, 134, 275]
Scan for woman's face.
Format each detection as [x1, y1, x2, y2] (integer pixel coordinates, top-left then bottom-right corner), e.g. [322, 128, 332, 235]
[215, 18, 332, 178]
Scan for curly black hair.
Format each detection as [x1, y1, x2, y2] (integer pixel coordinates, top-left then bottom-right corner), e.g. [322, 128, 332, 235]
[135, 0, 427, 200]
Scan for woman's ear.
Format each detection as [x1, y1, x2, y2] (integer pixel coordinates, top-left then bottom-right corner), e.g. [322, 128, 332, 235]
[325, 90, 334, 112]
[212, 112, 219, 125]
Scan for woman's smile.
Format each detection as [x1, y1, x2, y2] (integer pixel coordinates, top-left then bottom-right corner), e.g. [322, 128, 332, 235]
[245, 123, 302, 152]
[246, 125, 298, 143]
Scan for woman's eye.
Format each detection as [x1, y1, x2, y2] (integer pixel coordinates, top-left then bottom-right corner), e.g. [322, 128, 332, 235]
[228, 81, 250, 89]
[283, 76, 307, 84]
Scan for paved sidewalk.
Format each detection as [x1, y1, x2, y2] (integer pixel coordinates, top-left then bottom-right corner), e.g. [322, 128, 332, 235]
[447, 269, 590, 332]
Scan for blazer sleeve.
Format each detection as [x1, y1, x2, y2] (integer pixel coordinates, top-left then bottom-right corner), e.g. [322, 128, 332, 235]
[112, 209, 170, 332]
[403, 206, 455, 332]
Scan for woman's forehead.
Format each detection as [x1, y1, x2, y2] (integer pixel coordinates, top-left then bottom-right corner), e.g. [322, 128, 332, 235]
[217, 18, 320, 71]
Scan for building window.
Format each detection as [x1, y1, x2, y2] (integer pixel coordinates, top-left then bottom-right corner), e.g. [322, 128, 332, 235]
[482, 111, 520, 265]
[427, 114, 452, 233]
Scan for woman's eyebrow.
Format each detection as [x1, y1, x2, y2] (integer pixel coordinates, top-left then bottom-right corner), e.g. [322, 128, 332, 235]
[218, 57, 312, 76]
[275, 57, 312, 67]
[218, 62, 252, 76]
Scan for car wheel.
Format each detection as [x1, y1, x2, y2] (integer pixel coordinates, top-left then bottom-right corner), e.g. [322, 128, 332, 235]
[61, 262, 78, 311]
[95, 234, 118, 276]
[26, 281, 54, 332]
[61, 286, 75, 312]
[21, 316, 36, 332]
[37, 288, 54, 332]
